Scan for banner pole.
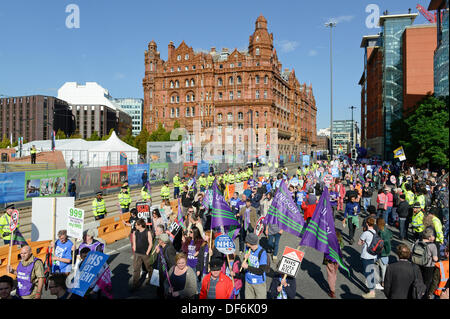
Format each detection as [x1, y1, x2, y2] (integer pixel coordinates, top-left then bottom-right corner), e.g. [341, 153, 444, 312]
[226, 254, 235, 288]
[51, 197, 57, 263]
[7, 229, 14, 271]
[208, 229, 213, 273]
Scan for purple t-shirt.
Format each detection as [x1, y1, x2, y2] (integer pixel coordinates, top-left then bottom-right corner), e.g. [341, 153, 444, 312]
[187, 240, 198, 269]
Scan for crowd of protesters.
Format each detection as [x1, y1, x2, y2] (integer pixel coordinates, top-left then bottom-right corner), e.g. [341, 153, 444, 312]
[1, 158, 448, 300]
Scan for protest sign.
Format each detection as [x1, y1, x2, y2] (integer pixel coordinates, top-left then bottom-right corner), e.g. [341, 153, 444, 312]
[70, 251, 109, 297]
[67, 207, 84, 240]
[136, 201, 151, 225]
[255, 216, 265, 236]
[9, 210, 19, 232]
[323, 174, 333, 187]
[277, 246, 304, 278]
[168, 222, 181, 238]
[214, 235, 236, 255]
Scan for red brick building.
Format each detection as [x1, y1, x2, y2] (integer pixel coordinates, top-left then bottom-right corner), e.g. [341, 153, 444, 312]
[142, 15, 317, 161]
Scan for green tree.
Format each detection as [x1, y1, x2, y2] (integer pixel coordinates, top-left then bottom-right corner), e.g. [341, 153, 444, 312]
[135, 127, 150, 155]
[0, 134, 11, 148]
[149, 123, 170, 141]
[391, 95, 449, 169]
[69, 130, 82, 139]
[102, 128, 115, 140]
[121, 128, 135, 146]
[87, 131, 101, 141]
[55, 129, 66, 139]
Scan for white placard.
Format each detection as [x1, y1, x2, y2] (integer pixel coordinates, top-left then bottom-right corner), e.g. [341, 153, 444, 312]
[234, 182, 244, 195]
[67, 207, 85, 240]
[31, 197, 75, 241]
[277, 256, 300, 277]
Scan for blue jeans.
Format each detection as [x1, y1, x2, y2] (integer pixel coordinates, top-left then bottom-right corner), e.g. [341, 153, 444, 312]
[174, 187, 179, 199]
[267, 233, 281, 256]
[363, 197, 371, 211]
[384, 207, 392, 224]
[399, 218, 407, 240]
[361, 258, 377, 290]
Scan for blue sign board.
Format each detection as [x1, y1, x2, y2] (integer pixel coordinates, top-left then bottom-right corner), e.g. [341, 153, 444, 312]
[127, 164, 150, 186]
[197, 161, 210, 176]
[302, 155, 310, 167]
[0, 172, 25, 204]
[214, 235, 236, 255]
[71, 251, 109, 297]
[331, 167, 340, 178]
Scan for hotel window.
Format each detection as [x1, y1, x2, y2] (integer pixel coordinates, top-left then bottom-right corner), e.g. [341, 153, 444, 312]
[229, 91, 233, 100]
[256, 90, 260, 99]
[150, 90, 152, 98]
[218, 113, 223, 122]
[238, 112, 243, 120]
[170, 81, 174, 88]
[186, 95, 190, 102]
[185, 79, 189, 87]
[218, 92, 223, 99]
[176, 96, 179, 103]
[256, 48, 260, 56]
[255, 111, 259, 118]
[190, 79, 195, 86]
[192, 107, 195, 117]
[171, 96, 175, 103]
[177, 55, 181, 61]
[227, 112, 233, 121]
[192, 65, 196, 70]
[238, 123, 244, 129]
[175, 80, 179, 88]
[177, 67, 181, 71]
[186, 107, 190, 117]
[237, 76, 242, 84]
[219, 64, 223, 69]
[264, 75, 268, 84]
[176, 107, 179, 117]
[264, 111, 267, 118]
[185, 54, 189, 60]
[237, 91, 241, 99]
[171, 67, 174, 72]
[218, 78, 223, 86]
[255, 75, 259, 84]
[185, 66, 189, 71]
[238, 62, 242, 67]
[192, 94, 195, 102]
[229, 77, 234, 85]
[264, 90, 267, 99]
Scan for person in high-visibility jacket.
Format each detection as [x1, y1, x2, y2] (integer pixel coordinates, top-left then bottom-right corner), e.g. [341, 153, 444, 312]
[415, 191, 426, 210]
[235, 170, 242, 183]
[179, 178, 187, 196]
[247, 167, 253, 179]
[0, 204, 20, 245]
[296, 167, 302, 177]
[160, 181, 171, 201]
[429, 246, 449, 299]
[411, 202, 425, 241]
[228, 171, 235, 185]
[173, 172, 181, 199]
[404, 185, 415, 205]
[122, 181, 131, 194]
[207, 172, 215, 188]
[223, 172, 229, 185]
[141, 182, 152, 203]
[198, 172, 208, 192]
[118, 186, 132, 213]
[30, 145, 37, 164]
[92, 192, 107, 220]
[428, 208, 444, 245]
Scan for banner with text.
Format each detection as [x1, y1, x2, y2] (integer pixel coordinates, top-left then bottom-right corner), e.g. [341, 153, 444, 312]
[127, 164, 150, 186]
[149, 163, 169, 184]
[0, 171, 25, 204]
[24, 169, 67, 200]
[100, 165, 128, 189]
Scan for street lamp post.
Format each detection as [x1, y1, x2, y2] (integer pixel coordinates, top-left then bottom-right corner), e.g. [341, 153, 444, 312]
[349, 105, 356, 150]
[325, 22, 336, 159]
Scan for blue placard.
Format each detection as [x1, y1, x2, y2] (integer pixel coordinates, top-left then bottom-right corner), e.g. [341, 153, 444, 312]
[70, 251, 109, 297]
[214, 235, 236, 255]
[331, 167, 340, 178]
[197, 161, 209, 176]
[302, 155, 310, 167]
[127, 164, 150, 186]
[0, 172, 25, 204]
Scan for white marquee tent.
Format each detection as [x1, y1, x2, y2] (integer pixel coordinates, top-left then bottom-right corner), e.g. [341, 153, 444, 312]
[18, 132, 138, 167]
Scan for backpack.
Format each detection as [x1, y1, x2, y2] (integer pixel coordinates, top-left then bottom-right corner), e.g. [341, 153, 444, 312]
[367, 230, 384, 256]
[411, 240, 431, 266]
[257, 248, 270, 273]
[411, 262, 427, 299]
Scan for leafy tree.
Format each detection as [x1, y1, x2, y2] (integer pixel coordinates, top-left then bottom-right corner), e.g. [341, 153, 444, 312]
[149, 123, 170, 142]
[121, 128, 135, 146]
[134, 127, 150, 155]
[0, 134, 11, 148]
[55, 129, 66, 139]
[69, 130, 82, 139]
[102, 128, 115, 140]
[87, 131, 101, 141]
[391, 95, 449, 169]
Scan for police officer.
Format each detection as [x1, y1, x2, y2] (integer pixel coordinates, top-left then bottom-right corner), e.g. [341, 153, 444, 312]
[0, 204, 18, 245]
[160, 181, 170, 201]
[411, 202, 425, 241]
[118, 185, 132, 214]
[30, 145, 37, 164]
[92, 192, 107, 220]
[122, 180, 131, 194]
[141, 182, 152, 203]
[173, 172, 181, 199]
[198, 172, 207, 192]
[179, 177, 187, 196]
[207, 172, 215, 188]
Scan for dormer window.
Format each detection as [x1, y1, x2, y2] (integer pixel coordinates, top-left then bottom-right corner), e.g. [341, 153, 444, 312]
[185, 54, 189, 60]
[256, 48, 260, 56]
[256, 36, 260, 42]
[177, 55, 181, 61]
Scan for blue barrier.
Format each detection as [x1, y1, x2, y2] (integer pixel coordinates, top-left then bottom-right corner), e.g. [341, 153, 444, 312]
[0, 172, 25, 204]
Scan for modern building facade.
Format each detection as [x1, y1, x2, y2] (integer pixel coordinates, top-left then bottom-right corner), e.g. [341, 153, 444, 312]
[331, 120, 359, 155]
[429, 0, 449, 97]
[360, 12, 437, 160]
[142, 16, 317, 162]
[0, 95, 75, 143]
[113, 98, 143, 136]
[57, 82, 132, 139]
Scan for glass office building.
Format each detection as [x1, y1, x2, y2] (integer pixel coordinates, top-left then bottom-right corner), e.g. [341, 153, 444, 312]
[434, 6, 449, 97]
[379, 14, 417, 160]
[113, 98, 143, 136]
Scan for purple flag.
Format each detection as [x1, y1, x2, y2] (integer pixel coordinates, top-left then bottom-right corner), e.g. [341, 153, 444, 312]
[211, 181, 240, 229]
[263, 180, 304, 237]
[299, 187, 349, 275]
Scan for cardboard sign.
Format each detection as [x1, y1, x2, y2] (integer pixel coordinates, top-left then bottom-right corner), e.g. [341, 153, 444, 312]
[9, 209, 19, 232]
[70, 251, 109, 297]
[168, 222, 181, 237]
[277, 246, 305, 277]
[255, 216, 265, 236]
[214, 235, 236, 255]
[136, 201, 151, 225]
[323, 174, 333, 186]
[67, 207, 84, 240]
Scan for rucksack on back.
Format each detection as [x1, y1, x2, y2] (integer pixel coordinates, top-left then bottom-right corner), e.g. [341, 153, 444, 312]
[367, 230, 384, 256]
[411, 241, 430, 266]
[258, 248, 270, 273]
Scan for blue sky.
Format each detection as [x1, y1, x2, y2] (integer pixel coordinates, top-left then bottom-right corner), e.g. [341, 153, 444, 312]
[0, 0, 432, 130]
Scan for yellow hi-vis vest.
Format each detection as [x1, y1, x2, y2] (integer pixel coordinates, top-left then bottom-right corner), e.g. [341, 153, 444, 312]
[92, 199, 106, 217]
[141, 187, 151, 201]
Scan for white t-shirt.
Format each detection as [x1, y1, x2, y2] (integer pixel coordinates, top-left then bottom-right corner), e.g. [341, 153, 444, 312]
[360, 230, 377, 260]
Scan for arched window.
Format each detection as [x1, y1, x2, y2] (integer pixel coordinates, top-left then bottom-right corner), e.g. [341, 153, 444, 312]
[185, 79, 189, 87]
[192, 94, 195, 102]
[186, 95, 190, 102]
[229, 77, 234, 85]
[237, 76, 242, 84]
[191, 79, 195, 87]
[170, 81, 174, 88]
[255, 75, 260, 84]
[238, 112, 243, 120]
[227, 112, 233, 121]
[218, 78, 223, 86]
[256, 48, 260, 56]
[218, 113, 223, 122]
[175, 80, 179, 88]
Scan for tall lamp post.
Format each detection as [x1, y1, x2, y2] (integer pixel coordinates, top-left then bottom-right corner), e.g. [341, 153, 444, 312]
[325, 22, 336, 159]
[349, 105, 356, 150]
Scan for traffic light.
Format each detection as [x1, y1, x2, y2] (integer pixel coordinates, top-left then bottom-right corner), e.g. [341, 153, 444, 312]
[351, 148, 357, 160]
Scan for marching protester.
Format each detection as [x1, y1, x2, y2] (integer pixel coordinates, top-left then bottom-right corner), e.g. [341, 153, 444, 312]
[239, 199, 258, 253]
[131, 219, 154, 291]
[7, 245, 45, 299]
[155, 233, 176, 298]
[166, 252, 197, 299]
[358, 217, 378, 299]
[376, 218, 392, 288]
[199, 258, 234, 299]
[241, 233, 268, 299]
[48, 273, 79, 299]
[343, 194, 360, 245]
[0, 275, 21, 299]
[267, 272, 296, 299]
[52, 230, 74, 275]
[77, 229, 104, 255]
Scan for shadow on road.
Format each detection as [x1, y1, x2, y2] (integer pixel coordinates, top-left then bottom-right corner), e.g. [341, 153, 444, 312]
[300, 258, 329, 294]
[112, 263, 132, 299]
[340, 284, 363, 299]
